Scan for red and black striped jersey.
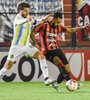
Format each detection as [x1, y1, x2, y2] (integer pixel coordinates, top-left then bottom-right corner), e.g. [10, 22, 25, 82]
[35, 22, 67, 54]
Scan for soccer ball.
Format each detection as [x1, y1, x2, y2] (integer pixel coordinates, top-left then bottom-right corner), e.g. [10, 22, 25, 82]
[66, 79, 78, 91]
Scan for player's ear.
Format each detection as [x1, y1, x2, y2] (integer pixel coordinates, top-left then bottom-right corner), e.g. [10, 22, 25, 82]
[19, 9, 23, 14]
[53, 18, 57, 22]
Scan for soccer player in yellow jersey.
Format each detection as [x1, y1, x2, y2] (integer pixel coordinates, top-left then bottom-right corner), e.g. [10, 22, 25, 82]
[0, 2, 55, 86]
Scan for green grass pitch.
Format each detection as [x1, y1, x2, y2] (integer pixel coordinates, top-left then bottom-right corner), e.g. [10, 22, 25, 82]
[0, 81, 90, 100]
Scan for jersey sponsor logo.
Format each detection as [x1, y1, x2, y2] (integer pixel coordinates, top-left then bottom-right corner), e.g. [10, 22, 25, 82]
[47, 39, 56, 42]
[47, 32, 57, 37]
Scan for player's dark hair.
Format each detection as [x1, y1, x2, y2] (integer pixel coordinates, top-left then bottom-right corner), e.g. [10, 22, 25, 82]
[18, 2, 30, 12]
[54, 12, 63, 19]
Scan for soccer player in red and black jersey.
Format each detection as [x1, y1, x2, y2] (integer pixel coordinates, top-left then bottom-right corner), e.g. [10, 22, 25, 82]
[31, 12, 89, 91]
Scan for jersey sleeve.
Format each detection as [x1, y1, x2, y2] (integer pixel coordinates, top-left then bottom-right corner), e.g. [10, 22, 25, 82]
[58, 25, 67, 33]
[34, 23, 45, 33]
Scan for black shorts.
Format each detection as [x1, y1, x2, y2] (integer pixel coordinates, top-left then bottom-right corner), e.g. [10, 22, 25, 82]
[45, 49, 68, 65]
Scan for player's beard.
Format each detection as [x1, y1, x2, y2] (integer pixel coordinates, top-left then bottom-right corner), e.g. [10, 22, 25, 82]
[21, 13, 27, 18]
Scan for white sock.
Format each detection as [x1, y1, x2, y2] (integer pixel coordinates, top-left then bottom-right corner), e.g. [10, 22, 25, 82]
[39, 59, 49, 79]
[0, 67, 7, 78]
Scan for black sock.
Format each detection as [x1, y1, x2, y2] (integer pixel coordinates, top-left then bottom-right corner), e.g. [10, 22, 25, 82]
[57, 71, 64, 84]
[60, 67, 71, 81]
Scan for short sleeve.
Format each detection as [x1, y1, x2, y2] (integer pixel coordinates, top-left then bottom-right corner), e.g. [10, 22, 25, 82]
[58, 25, 67, 33]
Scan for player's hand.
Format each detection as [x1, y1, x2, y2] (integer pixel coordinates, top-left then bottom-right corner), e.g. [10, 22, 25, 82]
[42, 13, 54, 21]
[27, 16, 32, 21]
[84, 24, 90, 30]
[46, 13, 54, 19]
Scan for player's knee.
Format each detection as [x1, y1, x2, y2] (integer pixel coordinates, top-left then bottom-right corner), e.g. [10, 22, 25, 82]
[33, 51, 45, 60]
[64, 64, 70, 73]
[39, 53, 46, 60]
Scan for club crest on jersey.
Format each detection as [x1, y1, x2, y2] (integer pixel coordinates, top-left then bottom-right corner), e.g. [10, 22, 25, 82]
[10, 54, 14, 58]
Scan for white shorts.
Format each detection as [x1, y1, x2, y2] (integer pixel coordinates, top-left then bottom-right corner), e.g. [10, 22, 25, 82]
[7, 43, 39, 62]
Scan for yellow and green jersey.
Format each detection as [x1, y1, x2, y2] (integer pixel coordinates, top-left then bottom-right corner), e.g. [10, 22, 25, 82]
[12, 14, 42, 46]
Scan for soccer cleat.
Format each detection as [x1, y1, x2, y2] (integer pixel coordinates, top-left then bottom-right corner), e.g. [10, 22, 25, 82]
[51, 82, 61, 92]
[77, 83, 83, 89]
[0, 74, 4, 80]
[45, 77, 56, 86]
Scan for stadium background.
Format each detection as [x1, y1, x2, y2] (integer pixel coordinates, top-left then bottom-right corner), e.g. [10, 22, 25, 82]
[0, 0, 90, 82]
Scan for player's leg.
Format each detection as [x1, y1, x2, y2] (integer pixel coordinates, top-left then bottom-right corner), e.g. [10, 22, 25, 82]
[54, 49, 82, 89]
[0, 45, 15, 79]
[44, 50, 61, 91]
[33, 51, 49, 79]
[53, 56, 71, 83]
[45, 50, 70, 82]
[54, 49, 70, 72]
[47, 49, 71, 83]
[0, 45, 24, 79]
[56, 49, 71, 80]
[48, 55, 71, 91]
[0, 60, 14, 79]
[26, 44, 55, 86]
[33, 51, 56, 86]
[53, 56, 65, 83]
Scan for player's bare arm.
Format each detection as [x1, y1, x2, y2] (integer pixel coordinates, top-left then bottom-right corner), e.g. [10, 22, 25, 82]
[42, 13, 54, 21]
[66, 24, 90, 33]
[30, 30, 40, 50]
